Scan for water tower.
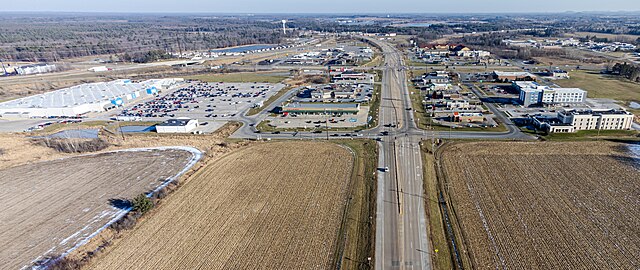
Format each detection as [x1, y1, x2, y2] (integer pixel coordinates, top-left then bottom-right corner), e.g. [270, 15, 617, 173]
[281, 20, 287, 34]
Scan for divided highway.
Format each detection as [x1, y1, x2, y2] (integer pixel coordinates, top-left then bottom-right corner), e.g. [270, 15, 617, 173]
[230, 37, 534, 269]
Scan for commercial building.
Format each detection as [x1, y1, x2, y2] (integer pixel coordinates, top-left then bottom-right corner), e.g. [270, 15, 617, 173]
[282, 103, 360, 115]
[451, 112, 484, 123]
[15, 63, 57, 75]
[0, 78, 182, 118]
[552, 70, 570, 79]
[558, 109, 634, 131]
[88, 66, 110, 72]
[331, 70, 375, 84]
[515, 81, 586, 107]
[532, 109, 634, 133]
[493, 71, 537, 82]
[156, 118, 199, 133]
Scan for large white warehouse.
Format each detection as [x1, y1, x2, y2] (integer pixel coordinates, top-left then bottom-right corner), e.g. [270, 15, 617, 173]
[0, 78, 183, 118]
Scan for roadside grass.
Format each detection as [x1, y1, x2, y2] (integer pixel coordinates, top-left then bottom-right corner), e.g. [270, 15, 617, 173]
[245, 86, 292, 116]
[186, 72, 288, 84]
[334, 139, 378, 270]
[362, 53, 383, 67]
[367, 84, 382, 128]
[554, 70, 640, 105]
[409, 85, 431, 130]
[420, 143, 453, 270]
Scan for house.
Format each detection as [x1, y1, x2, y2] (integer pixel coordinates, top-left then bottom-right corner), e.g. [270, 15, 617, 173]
[156, 118, 199, 133]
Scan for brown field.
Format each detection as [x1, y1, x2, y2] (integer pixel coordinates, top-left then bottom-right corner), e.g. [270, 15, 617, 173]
[440, 141, 640, 269]
[87, 141, 354, 270]
[0, 148, 196, 269]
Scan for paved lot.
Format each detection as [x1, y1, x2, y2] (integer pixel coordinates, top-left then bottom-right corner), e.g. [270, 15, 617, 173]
[265, 105, 370, 129]
[0, 119, 51, 133]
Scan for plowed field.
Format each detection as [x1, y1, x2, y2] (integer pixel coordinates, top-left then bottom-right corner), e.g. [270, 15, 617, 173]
[88, 141, 354, 270]
[441, 141, 640, 269]
[0, 148, 195, 269]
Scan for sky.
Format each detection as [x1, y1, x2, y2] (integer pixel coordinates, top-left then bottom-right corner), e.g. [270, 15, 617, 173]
[2, 0, 639, 14]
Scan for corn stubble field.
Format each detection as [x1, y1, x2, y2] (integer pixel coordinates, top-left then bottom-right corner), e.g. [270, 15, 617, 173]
[88, 141, 354, 270]
[441, 142, 640, 269]
[0, 149, 193, 269]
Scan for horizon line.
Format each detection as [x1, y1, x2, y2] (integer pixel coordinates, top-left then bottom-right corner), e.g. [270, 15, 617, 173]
[0, 10, 639, 15]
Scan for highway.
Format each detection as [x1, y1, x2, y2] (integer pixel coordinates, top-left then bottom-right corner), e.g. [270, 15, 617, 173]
[228, 38, 534, 269]
[372, 39, 431, 270]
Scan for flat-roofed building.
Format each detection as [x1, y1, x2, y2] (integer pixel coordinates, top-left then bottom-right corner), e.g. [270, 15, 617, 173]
[156, 118, 199, 133]
[15, 63, 57, 75]
[532, 109, 634, 133]
[282, 103, 360, 115]
[0, 78, 182, 118]
[451, 112, 484, 123]
[515, 81, 586, 107]
[558, 109, 634, 131]
[493, 71, 536, 82]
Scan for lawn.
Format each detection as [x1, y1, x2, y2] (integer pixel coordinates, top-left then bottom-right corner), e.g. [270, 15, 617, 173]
[554, 70, 640, 104]
[187, 72, 289, 83]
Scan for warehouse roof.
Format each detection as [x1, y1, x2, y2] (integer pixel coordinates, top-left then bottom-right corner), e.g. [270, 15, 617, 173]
[0, 79, 180, 110]
[0, 80, 146, 109]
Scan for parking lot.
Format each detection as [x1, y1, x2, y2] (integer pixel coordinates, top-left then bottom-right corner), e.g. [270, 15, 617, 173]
[117, 82, 285, 130]
[263, 105, 371, 130]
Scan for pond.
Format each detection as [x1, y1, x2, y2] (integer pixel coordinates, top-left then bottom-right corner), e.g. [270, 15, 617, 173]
[117, 125, 156, 133]
[47, 129, 100, 139]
